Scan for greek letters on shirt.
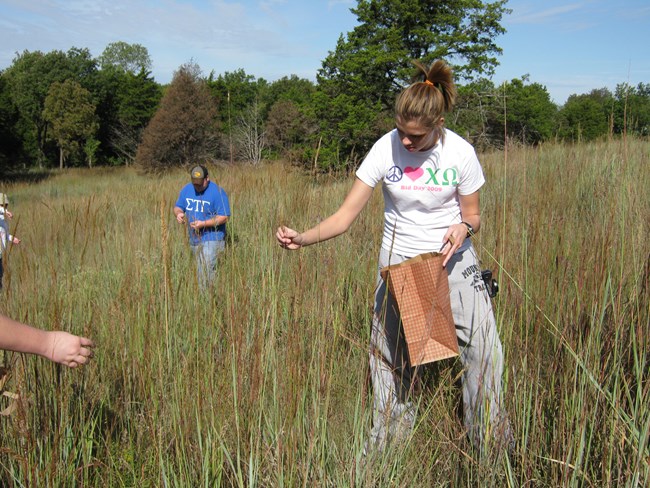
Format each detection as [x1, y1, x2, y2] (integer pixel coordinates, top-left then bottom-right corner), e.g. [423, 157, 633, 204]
[185, 198, 211, 213]
[392, 165, 459, 192]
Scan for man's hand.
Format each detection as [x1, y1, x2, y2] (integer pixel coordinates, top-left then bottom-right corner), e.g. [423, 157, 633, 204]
[176, 212, 185, 224]
[46, 331, 95, 368]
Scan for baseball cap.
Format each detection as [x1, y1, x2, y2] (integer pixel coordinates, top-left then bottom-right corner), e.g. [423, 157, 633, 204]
[0, 193, 8, 206]
[190, 165, 208, 182]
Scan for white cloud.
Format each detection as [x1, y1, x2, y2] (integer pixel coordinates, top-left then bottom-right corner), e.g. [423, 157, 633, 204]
[0, 0, 321, 82]
[508, 3, 585, 25]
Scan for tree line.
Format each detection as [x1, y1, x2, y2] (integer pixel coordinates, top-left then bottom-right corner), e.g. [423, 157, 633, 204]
[1, 1, 648, 175]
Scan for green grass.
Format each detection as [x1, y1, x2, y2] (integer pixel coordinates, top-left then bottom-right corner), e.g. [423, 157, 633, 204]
[0, 138, 648, 486]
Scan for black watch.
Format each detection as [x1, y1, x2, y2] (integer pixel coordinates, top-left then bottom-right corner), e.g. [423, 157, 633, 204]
[461, 221, 474, 238]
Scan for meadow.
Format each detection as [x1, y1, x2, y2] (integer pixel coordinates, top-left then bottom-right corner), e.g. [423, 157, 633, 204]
[0, 137, 648, 487]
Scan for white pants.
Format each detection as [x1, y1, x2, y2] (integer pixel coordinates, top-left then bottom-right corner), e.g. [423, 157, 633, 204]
[368, 246, 510, 452]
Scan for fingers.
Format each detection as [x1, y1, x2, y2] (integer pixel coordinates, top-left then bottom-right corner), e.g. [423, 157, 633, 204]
[79, 345, 94, 359]
[65, 349, 92, 368]
[76, 339, 95, 365]
[441, 227, 466, 267]
[77, 337, 94, 363]
[276, 226, 294, 246]
[49, 331, 96, 368]
[77, 353, 91, 364]
[442, 249, 453, 267]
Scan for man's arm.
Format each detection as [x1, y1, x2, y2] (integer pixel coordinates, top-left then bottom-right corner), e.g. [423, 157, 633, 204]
[0, 314, 94, 368]
[173, 206, 186, 224]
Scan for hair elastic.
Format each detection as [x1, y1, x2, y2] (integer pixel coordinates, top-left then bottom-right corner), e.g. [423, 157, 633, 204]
[424, 79, 434, 86]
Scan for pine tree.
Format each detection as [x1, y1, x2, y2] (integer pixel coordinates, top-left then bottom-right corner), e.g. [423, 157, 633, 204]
[136, 62, 218, 173]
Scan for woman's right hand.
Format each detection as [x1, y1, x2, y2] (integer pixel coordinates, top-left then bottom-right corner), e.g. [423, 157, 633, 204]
[276, 226, 303, 250]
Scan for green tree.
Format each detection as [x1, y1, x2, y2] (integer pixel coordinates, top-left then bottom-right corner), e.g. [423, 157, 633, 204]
[0, 73, 22, 171]
[4, 48, 98, 167]
[84, 137, 101, 168]
[207, 69, 268, 161]
[261, 75, 315, 118]
[98, 42, 152, 74]
[263, 76, 318, 162]
[310, 89, 390, 170]
[613, 83, 650, 136]
[316, 0, 509, 170]
[448, 78, 500, 149]
[96, 67, 161, 165]
[65, 47, 98, 88]
[135, 62, 218, 173]
[94, 43, 159, 165]
[265, 100, 314, 161]
[208, 69, 267, 130]
[501, 77, 557, 145]
[558, 89, 614, 141]
[327, 0, 509, 83]
[43, 79, 99, 168]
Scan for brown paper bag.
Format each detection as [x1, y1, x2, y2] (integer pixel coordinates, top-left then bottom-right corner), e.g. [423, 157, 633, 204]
[380, 252, 458, 366]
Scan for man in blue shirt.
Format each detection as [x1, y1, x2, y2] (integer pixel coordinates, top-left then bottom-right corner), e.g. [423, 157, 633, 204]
[174, 165, 230, 288]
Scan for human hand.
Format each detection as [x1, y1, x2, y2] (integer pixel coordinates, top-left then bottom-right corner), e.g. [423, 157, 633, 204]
[11, 236, 20, 245]
[276, 226, 303, 250]
[189, 220, 204, 230]
[441, 224, 468, 267]
[46, 331, 95, 368]
[176, 212, 185, 224]
[4, 210, 12, 220]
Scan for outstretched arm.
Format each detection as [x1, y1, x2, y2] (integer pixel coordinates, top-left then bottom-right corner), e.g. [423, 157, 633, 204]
[0, 314, 94, 368]
[277, 178, 374, 250]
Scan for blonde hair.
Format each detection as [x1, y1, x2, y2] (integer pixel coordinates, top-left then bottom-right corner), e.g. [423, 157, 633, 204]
[395, 60, 456, 133]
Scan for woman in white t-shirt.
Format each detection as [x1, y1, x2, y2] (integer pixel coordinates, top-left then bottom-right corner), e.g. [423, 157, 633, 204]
[276, 60, 511, 455]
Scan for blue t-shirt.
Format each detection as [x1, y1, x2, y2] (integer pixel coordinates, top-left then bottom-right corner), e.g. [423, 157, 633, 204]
[175, 181, 230, 245]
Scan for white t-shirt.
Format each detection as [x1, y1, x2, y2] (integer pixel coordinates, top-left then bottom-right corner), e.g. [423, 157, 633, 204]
[356, 128, 485, 256]
[0, 218, 8, 258]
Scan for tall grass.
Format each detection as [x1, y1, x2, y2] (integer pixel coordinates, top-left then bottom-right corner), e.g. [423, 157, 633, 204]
[0, 138, 647, 486]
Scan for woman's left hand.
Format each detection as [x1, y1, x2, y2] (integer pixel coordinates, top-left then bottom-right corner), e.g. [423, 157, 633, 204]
[441, 223, 468, 267]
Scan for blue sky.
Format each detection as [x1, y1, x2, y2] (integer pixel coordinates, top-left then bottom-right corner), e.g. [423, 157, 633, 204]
[0, 0, 648, 105]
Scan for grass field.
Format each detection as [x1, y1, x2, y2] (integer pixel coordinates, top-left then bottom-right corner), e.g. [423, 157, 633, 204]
[0, 137, 648, 486]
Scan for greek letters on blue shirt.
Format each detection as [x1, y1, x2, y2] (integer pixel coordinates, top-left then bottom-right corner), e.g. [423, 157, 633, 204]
[175, 182, 230, 245]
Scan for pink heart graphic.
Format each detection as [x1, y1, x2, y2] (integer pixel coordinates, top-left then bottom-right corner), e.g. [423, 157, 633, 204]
[404, 166, 423, 181]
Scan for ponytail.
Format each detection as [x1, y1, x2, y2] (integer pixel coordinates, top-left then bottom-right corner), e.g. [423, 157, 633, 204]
[395, 59, 457, 130]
